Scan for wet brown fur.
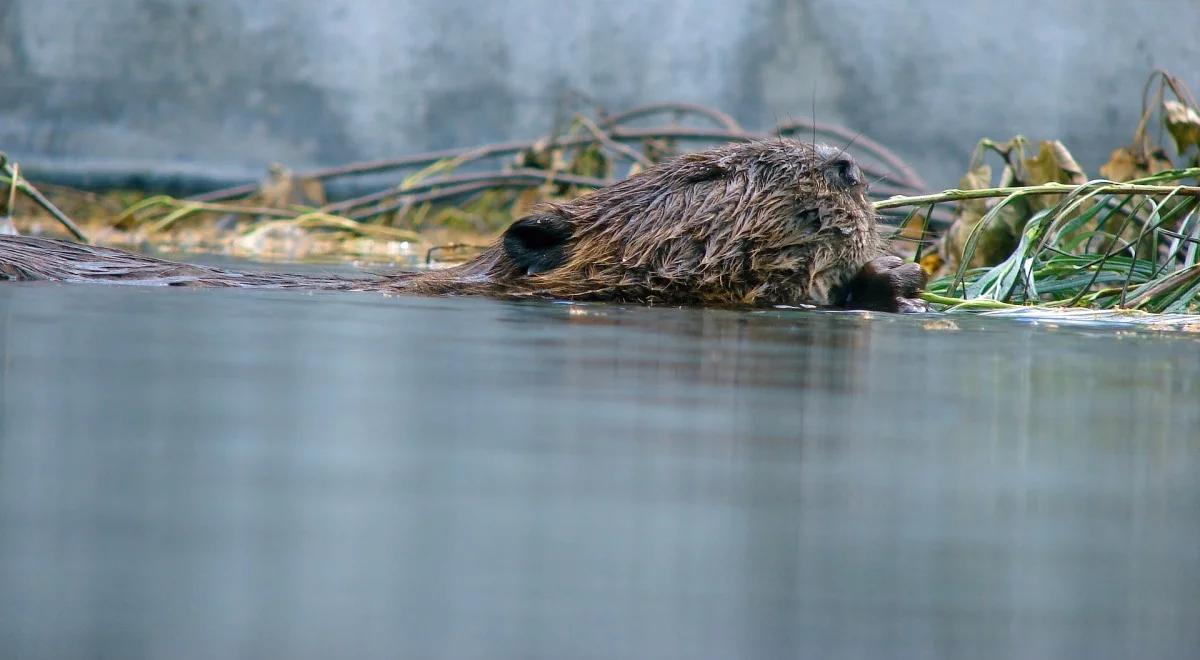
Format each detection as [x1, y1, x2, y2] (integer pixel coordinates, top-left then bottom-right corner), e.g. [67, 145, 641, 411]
[0, 140, 888, 307]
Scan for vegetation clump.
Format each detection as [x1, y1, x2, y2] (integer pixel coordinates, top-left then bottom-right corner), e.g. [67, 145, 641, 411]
[881, 71, 1200, 315]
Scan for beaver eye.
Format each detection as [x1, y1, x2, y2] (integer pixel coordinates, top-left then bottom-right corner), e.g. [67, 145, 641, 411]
[825, 158, 864, 189]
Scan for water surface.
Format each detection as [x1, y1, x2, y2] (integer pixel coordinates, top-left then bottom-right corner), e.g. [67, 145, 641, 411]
[1, 282, 1197, 659]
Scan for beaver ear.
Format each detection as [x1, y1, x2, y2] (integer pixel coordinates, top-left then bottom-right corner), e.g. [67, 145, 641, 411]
[502, 214, 573, 275]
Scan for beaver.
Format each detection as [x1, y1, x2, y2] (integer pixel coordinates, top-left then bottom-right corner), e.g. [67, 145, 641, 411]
[0, 140, 926, 312]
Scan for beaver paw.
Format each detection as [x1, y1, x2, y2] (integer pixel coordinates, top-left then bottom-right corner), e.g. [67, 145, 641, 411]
[842, 256, 929, 313]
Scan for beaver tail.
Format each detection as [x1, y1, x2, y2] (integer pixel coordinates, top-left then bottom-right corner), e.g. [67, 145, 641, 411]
[0, 235, 390, 291]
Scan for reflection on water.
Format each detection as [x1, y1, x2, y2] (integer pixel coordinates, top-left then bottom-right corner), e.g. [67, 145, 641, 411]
[0, 283, 1197, 659]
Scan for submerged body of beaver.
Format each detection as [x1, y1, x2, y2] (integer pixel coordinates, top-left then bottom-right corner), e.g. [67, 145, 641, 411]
[0, 140, 926, 312]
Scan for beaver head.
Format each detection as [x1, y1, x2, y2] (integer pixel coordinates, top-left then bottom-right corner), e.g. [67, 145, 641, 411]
[401, 139, 886, 306]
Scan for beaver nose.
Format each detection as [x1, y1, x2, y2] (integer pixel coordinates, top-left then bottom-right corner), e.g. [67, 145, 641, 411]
[825, 158, 865, 190]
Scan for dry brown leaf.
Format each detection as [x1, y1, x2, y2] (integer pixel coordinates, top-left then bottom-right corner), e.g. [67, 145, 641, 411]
[1164, 100, 1200, 154]
[918, 251, 942, 276]
[1099, 147, 1139, 182]
[1099, 146, 1174, 182]
[940, 164, 997, 270]
[958, 163, 992, 216]
[1094, 142, 1174, 258]
[1023, 141, 1085, 186]
[897, 210, 928, 240]
[1022, 141, 1086, 213]
[937, 165, 988, 273]
[937, 155, 1036, 271]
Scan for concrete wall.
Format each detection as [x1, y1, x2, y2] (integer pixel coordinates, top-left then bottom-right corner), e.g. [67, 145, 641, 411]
[2, 0, 1198, 191]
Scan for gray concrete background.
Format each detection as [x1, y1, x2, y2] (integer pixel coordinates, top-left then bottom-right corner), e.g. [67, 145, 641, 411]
[1, 0, 1198, 191]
